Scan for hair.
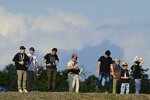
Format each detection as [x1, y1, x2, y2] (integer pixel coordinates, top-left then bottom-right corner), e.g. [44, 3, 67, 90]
[52, 48, 58, 52]
[105, 50, 111, 56]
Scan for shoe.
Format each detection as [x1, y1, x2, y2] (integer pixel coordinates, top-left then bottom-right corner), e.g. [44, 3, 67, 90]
[18, 89, 23, 93]
[96, 89, 100, 93]
[23, 89, 28, 93]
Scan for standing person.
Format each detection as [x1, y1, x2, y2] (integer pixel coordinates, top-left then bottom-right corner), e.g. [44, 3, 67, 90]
[131, 56, 144, 94]
[67, 54, 80, 93]
[97, 50, 114, 94]
[120, 62, 130, 94]
[42, 48, 59, 91]
[12, 46, 30, 93]
[111, 58, 122, 94]
[27, 47, 39, 92]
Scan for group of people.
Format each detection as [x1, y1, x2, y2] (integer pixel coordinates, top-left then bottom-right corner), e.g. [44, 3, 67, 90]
[12, 46, 146, 95]
[97, 50, 145, 95]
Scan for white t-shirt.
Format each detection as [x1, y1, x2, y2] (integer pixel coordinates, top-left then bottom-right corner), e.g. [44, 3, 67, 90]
[27, 54, 38, 72]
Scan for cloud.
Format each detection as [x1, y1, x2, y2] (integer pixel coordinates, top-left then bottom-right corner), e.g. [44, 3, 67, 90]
[0, 6, 150, 76]
[0, 7, 28, 45]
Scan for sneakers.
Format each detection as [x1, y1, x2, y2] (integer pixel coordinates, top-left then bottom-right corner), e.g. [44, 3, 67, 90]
[18, 89, 28, 93]
[18, 89, 23, 93]
[23, 89, 28, 93]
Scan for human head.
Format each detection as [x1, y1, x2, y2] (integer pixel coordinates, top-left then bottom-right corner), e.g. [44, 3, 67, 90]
[105, 50, 111, 58]
[134, 56, 144, 65]
[72, 54, 78, 62]
[20, 46, 26, 54]
[51, 48, 58, 55]
[29, 47, 35, 55]
[122, 62, 128, 69]
[115, 58, 121, 65]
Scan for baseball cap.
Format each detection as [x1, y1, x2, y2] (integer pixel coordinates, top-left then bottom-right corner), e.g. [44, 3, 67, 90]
[122, 62, 128, 66]
[20, 46, 26, 50]
[72, 54, 78, 59]
[29, 47, 35, 51]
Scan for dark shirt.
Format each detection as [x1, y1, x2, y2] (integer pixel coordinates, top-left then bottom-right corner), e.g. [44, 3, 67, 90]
[113, 63, 122, 79]
[121, 69, 130, 83]
[12, 52, 30, 71]
[131, 64, 141, 79]
[44, 53, 59, 69]
[68, 68, 80, 75]
[98, 56, 113, 73]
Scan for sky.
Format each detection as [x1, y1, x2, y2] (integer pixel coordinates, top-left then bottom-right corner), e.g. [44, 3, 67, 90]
[0, 0, 150, 77]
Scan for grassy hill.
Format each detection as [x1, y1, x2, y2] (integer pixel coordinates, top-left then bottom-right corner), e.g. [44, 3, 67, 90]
[0, 92, 150, 100]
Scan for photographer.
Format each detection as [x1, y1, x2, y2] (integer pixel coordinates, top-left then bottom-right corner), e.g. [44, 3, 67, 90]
[67, 54, 80, 93]
[42, 48, 59, 91]
[12, 46, 30, 93]
[131, 56, 144, 94]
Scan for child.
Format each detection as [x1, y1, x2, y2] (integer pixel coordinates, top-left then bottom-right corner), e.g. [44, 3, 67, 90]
[120, 62, 130, 94]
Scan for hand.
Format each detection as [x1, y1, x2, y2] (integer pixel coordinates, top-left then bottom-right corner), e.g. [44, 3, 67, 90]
[97, 70, 100, 74]
[111, 72, 116, 78]
[19, 61, 24, 65]
[46, 63, 52, 66]
[113, 74, 116, 79]
[74, 66, 79, 69]
[124, 77, 129, 79]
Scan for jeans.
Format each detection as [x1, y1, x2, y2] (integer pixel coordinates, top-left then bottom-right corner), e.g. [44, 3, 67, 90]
[120, 83, 130, 94]
[98, 72, 110, 92]
[135, 79, 141, 94]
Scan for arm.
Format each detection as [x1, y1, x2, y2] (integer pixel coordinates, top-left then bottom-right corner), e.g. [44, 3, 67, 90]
[139, 60, 144, 66]
[42, 58, 51, 66]
[13, 53, 24, 65]
[12, 54, 18, 63]
[67, 62, 78, 70]
[121, 70, 129, 79]
[111, 64, 116, 78]
[35, 61, 39, 76]
[97, 61, 101, 74]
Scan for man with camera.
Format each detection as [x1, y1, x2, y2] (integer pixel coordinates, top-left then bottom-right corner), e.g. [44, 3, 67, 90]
[42, 48, 59, 92]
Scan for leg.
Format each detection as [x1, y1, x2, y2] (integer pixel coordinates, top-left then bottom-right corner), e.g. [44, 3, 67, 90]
[72, 76, 76, 91]
[29, 71, 35, 91]
[98, 72, 104, 92]
[47, 68, 52, 90]
[27, 71, 31, 91]
[135, 79, 141, 94]
[113, 79, 117, 94]
[120, 83, 125, 94]
[116, 80, 121, 93]
[126, 83, 130, 94]
[104, 73, 110, 92]
[31, 71, 35, 91]
[75, 75, 79, 93]
[51, 69, 57, 91]
[22, 71, 27, 90]
[68, 74, 74, 92]
[17, 70, 23, 90]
